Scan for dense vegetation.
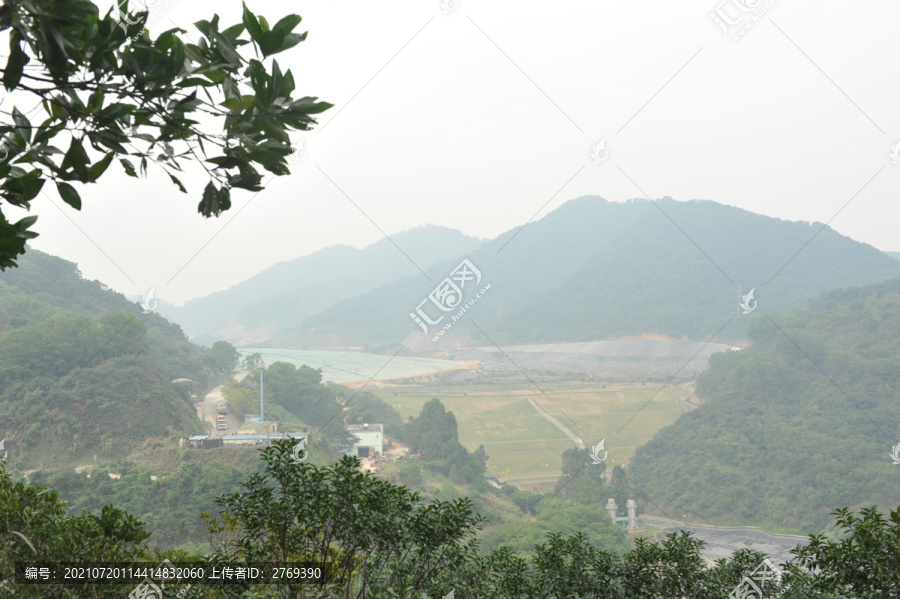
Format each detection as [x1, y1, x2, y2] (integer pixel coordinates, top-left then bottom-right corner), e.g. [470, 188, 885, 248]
[27, 457, 253, 550]
[299, 196, 900, 347]
[402, 398, 489, 488]
[0, 249, 241, 466]
[3, 442, 899, 598]
[629, 278, 900, 533]
[0, 248, 234, 384]
[222, 361, 354, 445]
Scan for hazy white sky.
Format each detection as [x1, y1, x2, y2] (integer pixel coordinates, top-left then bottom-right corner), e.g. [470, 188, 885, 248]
[7, 0, 900, 304]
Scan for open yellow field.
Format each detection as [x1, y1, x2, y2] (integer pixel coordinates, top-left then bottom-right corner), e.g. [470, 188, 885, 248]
[378, 381, 694, 484]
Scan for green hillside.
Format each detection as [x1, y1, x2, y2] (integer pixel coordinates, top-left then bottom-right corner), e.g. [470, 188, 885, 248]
[0, 248, 228, 467]
[628, 278, 900, 534]
[299, 197, 900, 346]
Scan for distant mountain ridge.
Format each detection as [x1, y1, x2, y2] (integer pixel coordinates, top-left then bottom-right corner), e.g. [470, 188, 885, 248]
[161, 225, 483, 346]
[295, 196, 900, 347]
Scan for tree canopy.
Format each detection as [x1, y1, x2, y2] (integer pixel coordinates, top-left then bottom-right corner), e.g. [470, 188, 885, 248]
[0, 0, 330, 268]
[4, 444, 900, 597]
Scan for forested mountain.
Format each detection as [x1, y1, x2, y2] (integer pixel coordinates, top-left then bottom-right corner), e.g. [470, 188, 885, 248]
[162, 225, 483, 346]
[628, 278, 900, 534]
[297, 196, 900, 347]
[0, 249, 229, 467]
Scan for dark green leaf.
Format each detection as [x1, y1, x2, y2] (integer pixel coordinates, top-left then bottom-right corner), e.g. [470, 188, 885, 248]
[198, 180, 221, 216]
[87, 91, 104, 113]
[89, 152, 115, 181]
[289, 97, 333, 115]
[242, 3, 263, 44]
[216, 186, 231, 211]
[56, 182, 81, 209]
[119, 158, 137, 177]
[272, 14, 303, 35]
[276, 32, 307, 56]
[222, 23, 245, 42]
[271, 60, 283, 98]
[169, 172, 187, 193]
[12, 107, 31, 146]
[258, 30, 285, 58]
[3, 169, 45, 203]
[61, 138, 90, 182]
[4, 41, 28, 91]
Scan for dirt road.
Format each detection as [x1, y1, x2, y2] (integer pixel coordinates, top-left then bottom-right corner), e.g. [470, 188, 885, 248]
[526, 395, 585, 450]
[198, 371, 250, 437]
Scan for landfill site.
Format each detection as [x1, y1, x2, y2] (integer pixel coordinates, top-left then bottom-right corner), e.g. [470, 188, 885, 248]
[420, 338, 743, 385]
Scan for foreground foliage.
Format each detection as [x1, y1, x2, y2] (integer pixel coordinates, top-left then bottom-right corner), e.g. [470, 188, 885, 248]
[0, 0, 330, 268]
[3, 440, 900, 598]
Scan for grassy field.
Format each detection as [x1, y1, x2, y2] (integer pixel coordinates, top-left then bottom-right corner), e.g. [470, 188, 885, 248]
[376, 381, 693, 486]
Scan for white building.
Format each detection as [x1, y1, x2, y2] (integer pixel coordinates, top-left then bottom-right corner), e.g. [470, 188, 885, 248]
[346, 423, 383, 458]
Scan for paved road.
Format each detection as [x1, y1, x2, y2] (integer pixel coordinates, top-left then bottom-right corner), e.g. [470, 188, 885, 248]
[526, 395, 585, 450]
[639, 515, 808, 565]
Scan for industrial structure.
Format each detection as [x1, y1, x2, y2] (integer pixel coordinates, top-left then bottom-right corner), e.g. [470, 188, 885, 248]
[185, 431, 307, 449]
[345, 423, 383, 458]
[236, 421, 278, 435]
[605, 496, 639, 531]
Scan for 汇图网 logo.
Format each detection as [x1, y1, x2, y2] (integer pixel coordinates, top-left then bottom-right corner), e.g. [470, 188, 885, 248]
[140, 289, 158, 314]
[409, 259, 491, 341]
[740, 288, 757, 314]
[590, 139, 608, 164]
[890, 443, 900, 465]
[589, 439, 608, 464]
[709, 0, 779, 42]
[291, 438, 308, 464]
[728, 558, 785, 598]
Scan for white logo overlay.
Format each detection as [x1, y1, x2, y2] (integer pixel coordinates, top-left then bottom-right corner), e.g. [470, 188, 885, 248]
[0, 137, 9, 162]
[443, 591, 455, 599]
[113, 0, 181, 40]
[0, 438, 6, 464]
[128, 558, 178, 599]
[290, 138, 308, 164]
[140, 289, 158, 314]
[590, 139, 608, 164]
[890, 443, 900, 465]
[740, 288, 757, 314]
[889, 142, 900, 165]
[291, 438, 308, 464]
[410, 259, 491, 341]
[728, 558, 785, 599]
[589, 439, 608, 465]
[710, 0, 780, 42]
[439, 0, 458, 14]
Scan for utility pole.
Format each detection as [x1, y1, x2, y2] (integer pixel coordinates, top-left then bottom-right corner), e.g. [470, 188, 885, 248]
[259, 359, 265, 422]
